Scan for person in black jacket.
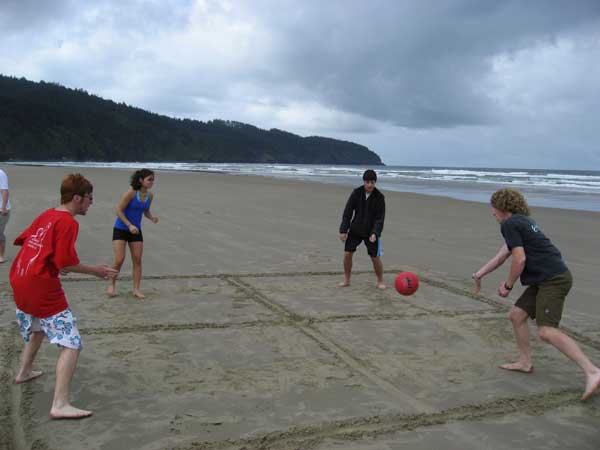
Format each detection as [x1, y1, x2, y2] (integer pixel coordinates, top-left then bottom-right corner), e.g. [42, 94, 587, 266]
[339, 169, 386, 289]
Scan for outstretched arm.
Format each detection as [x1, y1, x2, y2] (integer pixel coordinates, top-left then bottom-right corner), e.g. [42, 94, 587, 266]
[62, 263, 118, 279]
[472, 244, 511, 294]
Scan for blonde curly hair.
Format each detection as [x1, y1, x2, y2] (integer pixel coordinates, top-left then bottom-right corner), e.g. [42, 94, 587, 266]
[490, 188, 530, 216]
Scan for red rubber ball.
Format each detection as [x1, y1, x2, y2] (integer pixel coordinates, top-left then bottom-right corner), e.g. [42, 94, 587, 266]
[395, 272, 419, 296]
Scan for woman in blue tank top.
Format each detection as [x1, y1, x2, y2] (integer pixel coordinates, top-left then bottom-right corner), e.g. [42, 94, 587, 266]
[108, 169, 159, 299]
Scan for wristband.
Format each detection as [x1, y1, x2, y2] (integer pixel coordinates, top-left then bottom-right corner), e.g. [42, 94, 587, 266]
[504, 282, 513, 291]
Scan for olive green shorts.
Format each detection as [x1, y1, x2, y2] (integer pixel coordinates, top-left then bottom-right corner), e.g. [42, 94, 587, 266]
[515, 270, 572, 328]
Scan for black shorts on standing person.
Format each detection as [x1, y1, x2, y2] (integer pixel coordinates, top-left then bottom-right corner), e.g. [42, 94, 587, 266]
[112, 227, 143, 243]
[344, 233, 381, 257]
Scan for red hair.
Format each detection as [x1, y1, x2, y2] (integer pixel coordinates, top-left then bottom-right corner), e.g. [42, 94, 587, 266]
[60, 173, 93, 204]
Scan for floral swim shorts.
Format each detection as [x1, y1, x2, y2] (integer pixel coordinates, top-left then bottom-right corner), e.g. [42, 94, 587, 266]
[16, 307, 83, 350]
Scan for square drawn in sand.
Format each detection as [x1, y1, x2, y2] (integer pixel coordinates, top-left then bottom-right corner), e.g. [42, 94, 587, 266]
[23, 326, 419, 450]
[315, 316, 599, 410]
[242, 273, 496, 320]
[57, 277, 278, 330]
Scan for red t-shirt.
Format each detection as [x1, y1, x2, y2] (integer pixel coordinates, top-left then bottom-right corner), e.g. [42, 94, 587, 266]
[9, 209, 80, 318]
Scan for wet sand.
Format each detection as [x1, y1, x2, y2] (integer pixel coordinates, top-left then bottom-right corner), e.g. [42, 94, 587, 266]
[1, 165, 599, 449]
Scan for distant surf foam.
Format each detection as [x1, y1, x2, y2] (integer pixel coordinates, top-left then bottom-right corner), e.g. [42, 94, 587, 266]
[9, 162, 600, 212]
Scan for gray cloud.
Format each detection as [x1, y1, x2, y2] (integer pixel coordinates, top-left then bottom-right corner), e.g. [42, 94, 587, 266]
[0, 0, 600, 167]
[0, 0, 74, 33]
[253, 0, 600, 128]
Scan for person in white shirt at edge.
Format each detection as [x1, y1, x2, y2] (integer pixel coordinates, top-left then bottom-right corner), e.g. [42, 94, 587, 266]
[0, 168, 11, 263]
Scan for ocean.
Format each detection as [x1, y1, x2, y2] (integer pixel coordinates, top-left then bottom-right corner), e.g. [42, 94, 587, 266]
[9, 162, 600, 212]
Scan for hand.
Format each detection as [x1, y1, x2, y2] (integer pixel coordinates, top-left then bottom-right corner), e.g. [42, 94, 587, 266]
[59, 268, 70, 276]
[472, 273, 481, 294]
[339, 233, 348, 242]
[151, 216, 159, 224]
[498, 281, 511, 298]
[369, 234, 377, 243]
[128, 224, 139, 235]
[95, 265, 119, 280]
[1, 208, 7, 216]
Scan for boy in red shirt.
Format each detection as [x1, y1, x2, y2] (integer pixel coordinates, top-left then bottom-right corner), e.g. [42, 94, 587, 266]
[10, 174, 117, 419]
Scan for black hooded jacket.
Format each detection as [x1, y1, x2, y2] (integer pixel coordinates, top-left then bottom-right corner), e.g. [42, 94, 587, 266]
[339, 186, 385, 238]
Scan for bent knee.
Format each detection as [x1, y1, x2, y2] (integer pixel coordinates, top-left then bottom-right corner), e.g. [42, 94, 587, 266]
[508, 308, 527, 323]
[538, 326, 557, 342]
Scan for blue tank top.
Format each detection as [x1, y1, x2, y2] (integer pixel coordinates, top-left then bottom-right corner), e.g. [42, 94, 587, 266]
[114, 191, 150, 231]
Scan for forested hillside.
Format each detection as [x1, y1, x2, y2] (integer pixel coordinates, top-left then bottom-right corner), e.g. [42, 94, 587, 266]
[0, 75, 383, 165]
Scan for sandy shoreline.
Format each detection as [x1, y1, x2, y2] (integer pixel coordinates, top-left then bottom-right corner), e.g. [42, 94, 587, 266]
[1, 165, 599, 449]
[3, 165, 599, 313]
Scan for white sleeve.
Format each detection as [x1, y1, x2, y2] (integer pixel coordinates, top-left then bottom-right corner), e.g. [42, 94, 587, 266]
[0, 171, 8, 190]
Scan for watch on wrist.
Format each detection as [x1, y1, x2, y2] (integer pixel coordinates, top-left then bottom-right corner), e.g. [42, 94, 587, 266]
[504, 282, 513, 291]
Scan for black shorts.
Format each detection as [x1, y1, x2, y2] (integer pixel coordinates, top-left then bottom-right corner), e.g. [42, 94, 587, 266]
[344, 232, 382, 257]
[112, 227, 143, 243]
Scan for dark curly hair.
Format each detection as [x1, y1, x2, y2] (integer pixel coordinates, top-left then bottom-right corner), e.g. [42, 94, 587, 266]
[490, 188, 530, 215]
[130, 169, 154, 191]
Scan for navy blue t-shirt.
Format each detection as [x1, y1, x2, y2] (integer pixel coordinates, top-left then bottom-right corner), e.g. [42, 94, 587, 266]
[500, 214, 567, 286]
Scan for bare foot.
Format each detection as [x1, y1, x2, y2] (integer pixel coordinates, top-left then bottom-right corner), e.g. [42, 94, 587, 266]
[15, 370, 43, 384]
[50, 404, 93, 420]
[376, 283, 387, 290]
[106, 285, 117, 298]
[581, 370, 600, 401]
[133, 290, 146, 299]
[338, 280, 350, 288]
[498, 362, 534, 374]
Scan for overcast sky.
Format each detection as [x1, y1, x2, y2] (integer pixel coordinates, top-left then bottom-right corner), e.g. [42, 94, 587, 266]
[1, 0, 600, 168]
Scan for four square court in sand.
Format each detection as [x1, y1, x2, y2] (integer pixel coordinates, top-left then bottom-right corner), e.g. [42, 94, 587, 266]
[1, 270, 600, 450]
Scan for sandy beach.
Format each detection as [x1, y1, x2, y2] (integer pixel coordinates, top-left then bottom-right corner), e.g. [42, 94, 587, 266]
[1, 165, 600, 450]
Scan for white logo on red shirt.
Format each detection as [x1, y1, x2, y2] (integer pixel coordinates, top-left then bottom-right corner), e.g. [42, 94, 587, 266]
[14, 222, 52, 277]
